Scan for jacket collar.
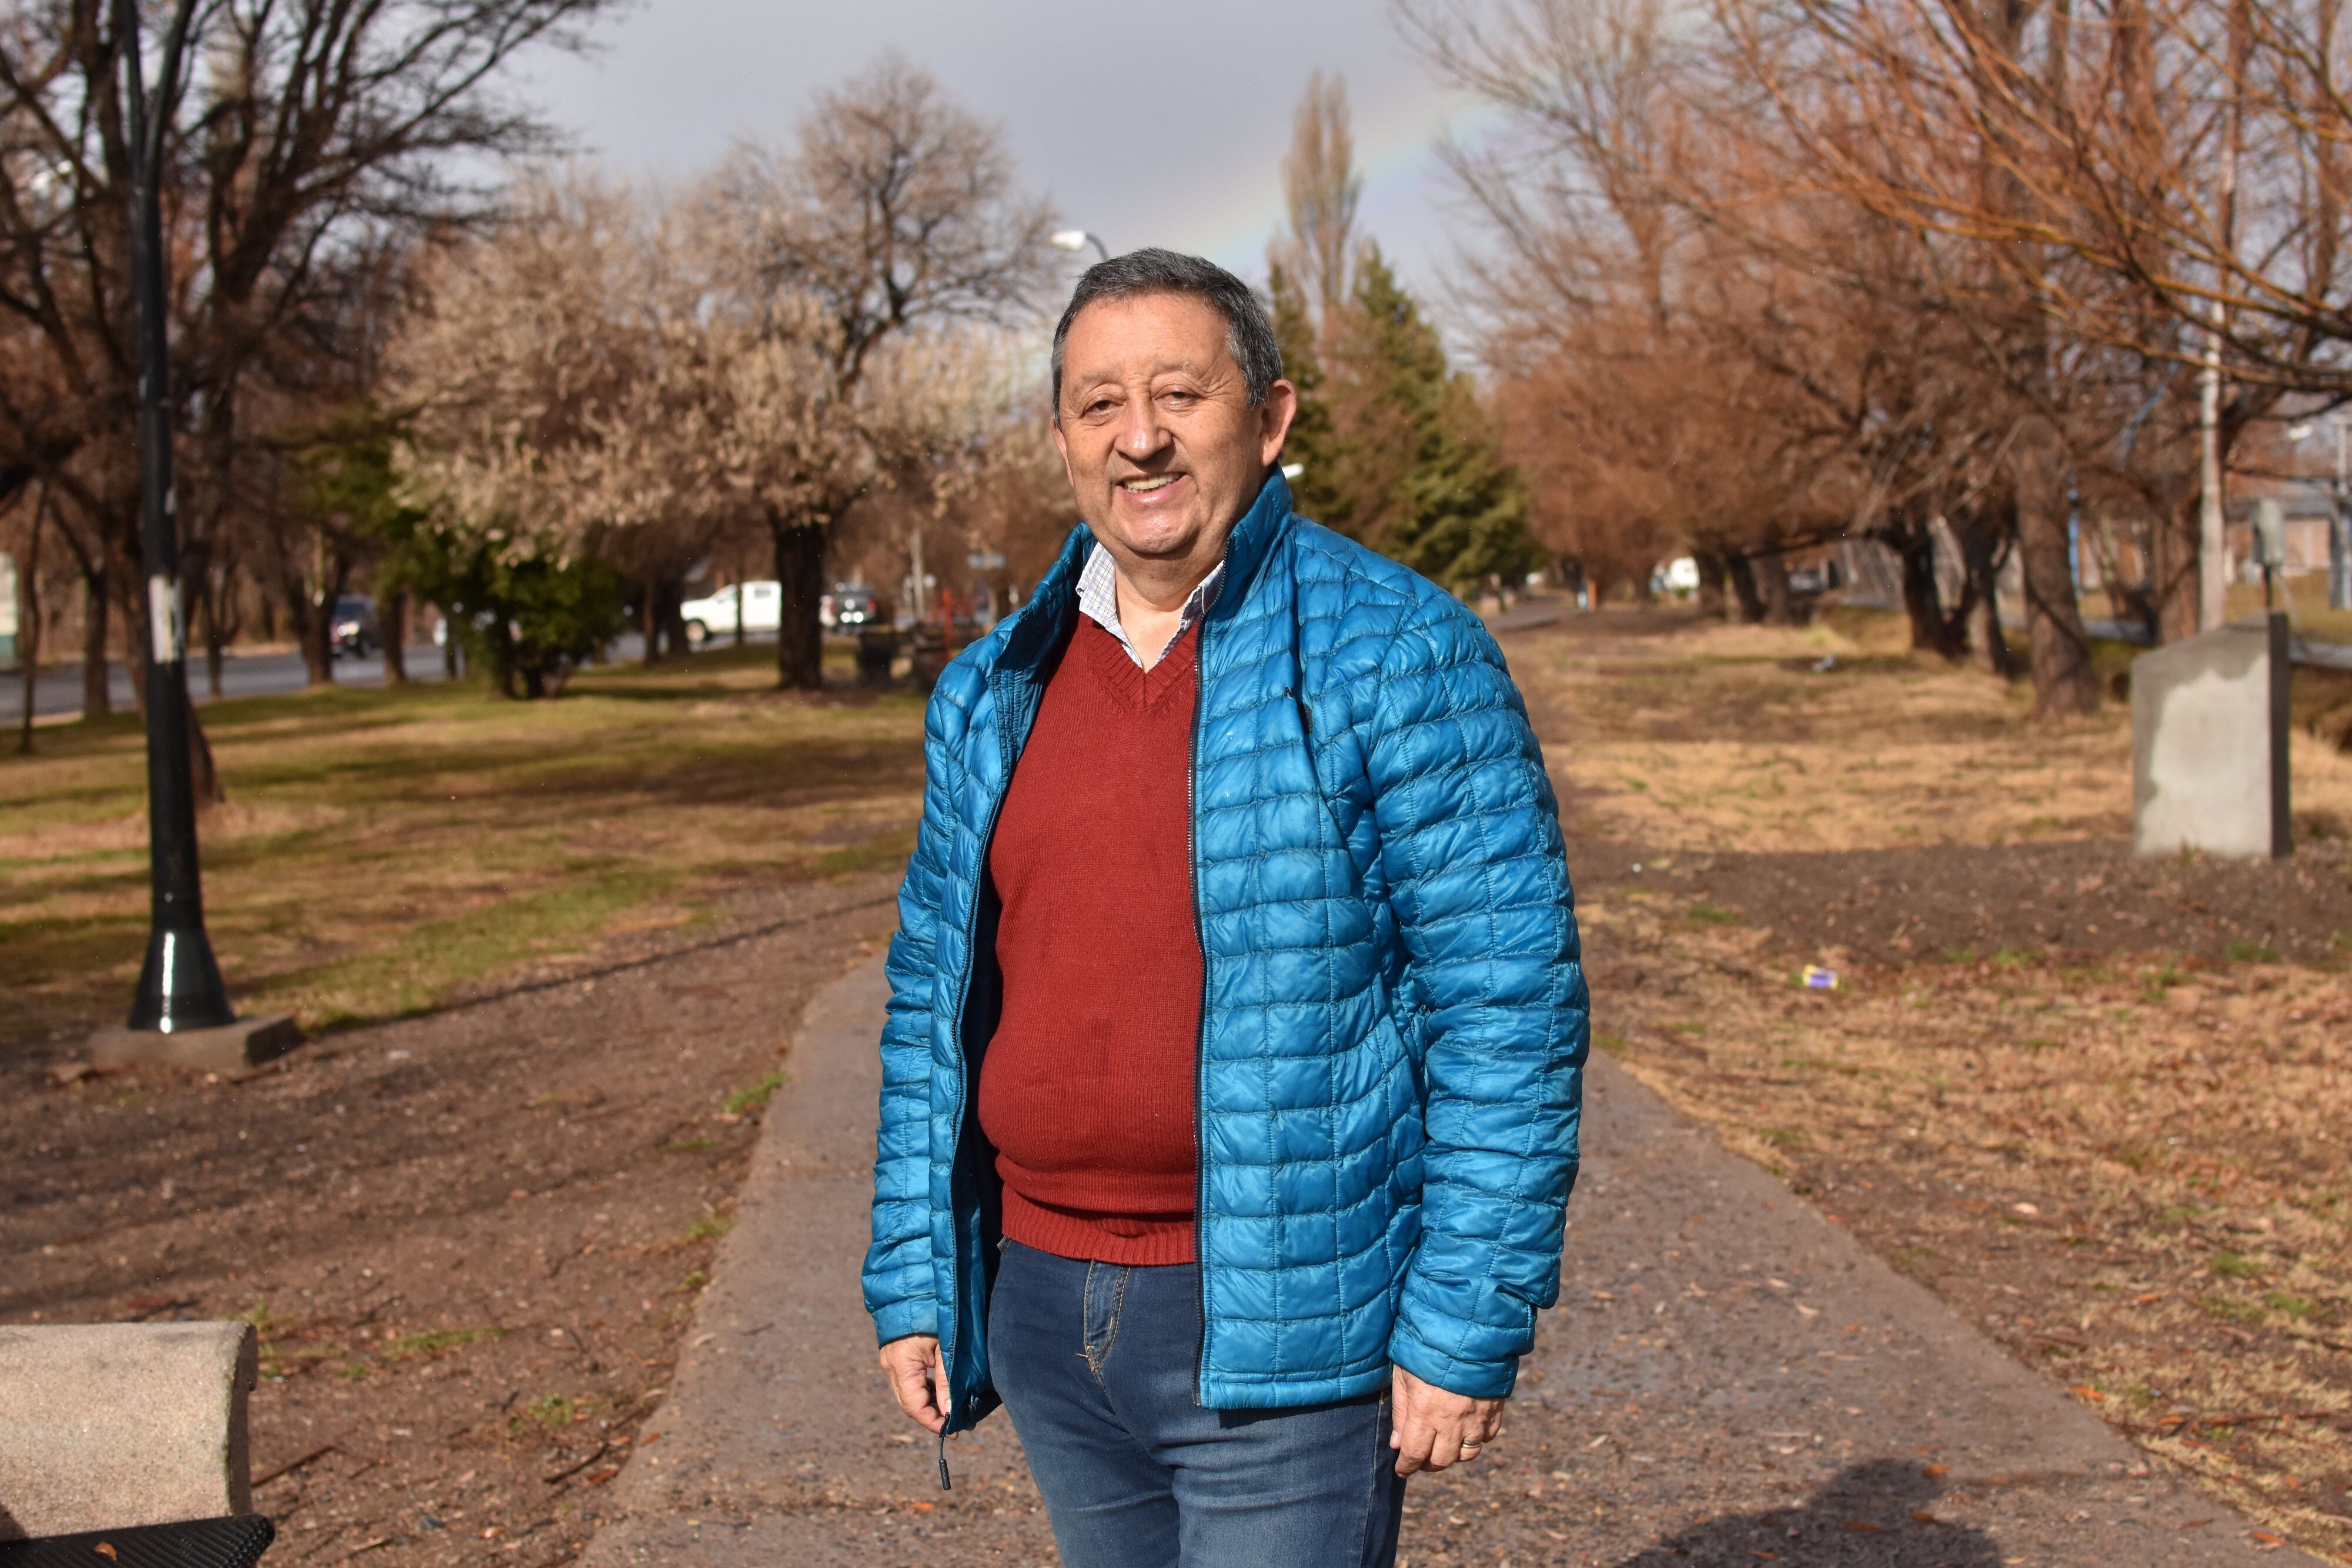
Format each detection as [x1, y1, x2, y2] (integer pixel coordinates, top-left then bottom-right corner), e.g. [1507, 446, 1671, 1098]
[998, 469, 1294, 680]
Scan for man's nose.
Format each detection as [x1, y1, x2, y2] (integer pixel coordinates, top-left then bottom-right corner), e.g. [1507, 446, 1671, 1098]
[1115, 396, 1170, 462]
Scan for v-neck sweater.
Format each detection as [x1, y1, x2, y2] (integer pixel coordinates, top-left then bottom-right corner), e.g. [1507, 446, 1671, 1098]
[975, 614, 1204, 1265]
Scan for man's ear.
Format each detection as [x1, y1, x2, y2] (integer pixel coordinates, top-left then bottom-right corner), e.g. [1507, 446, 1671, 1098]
[1257, 379, 1299, 467]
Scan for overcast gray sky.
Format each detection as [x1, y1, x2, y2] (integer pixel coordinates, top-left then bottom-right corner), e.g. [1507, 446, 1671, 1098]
[516, 0, 1492, 302]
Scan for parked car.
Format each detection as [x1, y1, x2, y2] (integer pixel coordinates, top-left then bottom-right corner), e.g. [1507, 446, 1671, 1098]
[821, 582, 880, 630]
[329, 594, 379, 658]
[680, 580, 783, 646]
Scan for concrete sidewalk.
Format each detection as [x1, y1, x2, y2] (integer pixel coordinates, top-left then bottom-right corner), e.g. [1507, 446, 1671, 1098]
[579, 958, 2311, 1566]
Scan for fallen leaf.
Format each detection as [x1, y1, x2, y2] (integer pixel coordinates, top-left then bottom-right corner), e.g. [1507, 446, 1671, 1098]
[2069, 1385, 2104, 1402]
[1925, 1464, 1950, 1477]
[1913, 1510, 1939, 1524]
[1845, 1520, 1883, 1532]
[93, 1546, 116, 1562]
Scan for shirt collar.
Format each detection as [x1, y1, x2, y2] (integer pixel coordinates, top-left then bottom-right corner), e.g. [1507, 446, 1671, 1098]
[1076, 543, 1224, 668]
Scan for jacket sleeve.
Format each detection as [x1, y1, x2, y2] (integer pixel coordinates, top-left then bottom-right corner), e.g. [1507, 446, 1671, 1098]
[863, 691, 959, 1346]
[1369, 597, 1588, 1400]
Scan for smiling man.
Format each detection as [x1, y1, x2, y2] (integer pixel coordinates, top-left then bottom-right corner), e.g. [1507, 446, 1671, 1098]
[864, 249, 1588, 1568]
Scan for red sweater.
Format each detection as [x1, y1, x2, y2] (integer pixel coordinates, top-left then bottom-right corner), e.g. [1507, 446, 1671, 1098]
[976, 615, 1202, 1265]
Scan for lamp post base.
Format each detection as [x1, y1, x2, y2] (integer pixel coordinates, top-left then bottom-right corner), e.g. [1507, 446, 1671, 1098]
[87, 1015, 300, 1075]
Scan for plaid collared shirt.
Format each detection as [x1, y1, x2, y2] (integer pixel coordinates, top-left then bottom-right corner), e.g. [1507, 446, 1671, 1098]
[1075, 543, 1225, 668]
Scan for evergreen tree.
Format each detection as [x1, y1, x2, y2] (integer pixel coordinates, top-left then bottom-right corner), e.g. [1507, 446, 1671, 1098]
[1267, 261, 1349, 532]
[1324, 248, 1537, 594]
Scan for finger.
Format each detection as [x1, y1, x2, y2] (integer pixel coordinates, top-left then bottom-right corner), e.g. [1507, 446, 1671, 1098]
[1392, 1414, 1437, 1477]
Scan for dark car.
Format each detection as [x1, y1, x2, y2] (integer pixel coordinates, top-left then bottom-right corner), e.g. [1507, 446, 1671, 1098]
[329, 594, 380, 658]
[821, 582, 880, 630]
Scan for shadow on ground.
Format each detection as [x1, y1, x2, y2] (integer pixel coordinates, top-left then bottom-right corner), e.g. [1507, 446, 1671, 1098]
[1616, 1462, 1994, 1566]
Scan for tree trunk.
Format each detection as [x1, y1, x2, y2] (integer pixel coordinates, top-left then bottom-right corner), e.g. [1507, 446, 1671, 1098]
[80, 564, 112, 718]
[380, 589, 409, 686]
[1690, 550, 1728, 618]
[201, 569, 228, 699]
[640, 580, 662, 666]
[1756, 554, 1798, 624]
[18, 492, 42, 754]
[659, 577, 690, 660]
[2016, 477, 2100, 716]
[1887, 519, 1957, 656]
[773, 516, 828, 690]
[2150, 485, 2203, 643]
[1960, 520, 2018, 677]
[1724, 552, 1767, 623]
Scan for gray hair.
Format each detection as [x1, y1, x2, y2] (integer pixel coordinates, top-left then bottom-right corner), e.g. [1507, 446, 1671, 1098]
[1049, 248, 1283, 422]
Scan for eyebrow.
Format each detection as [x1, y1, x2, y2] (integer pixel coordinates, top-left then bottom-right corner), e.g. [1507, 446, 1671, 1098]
[1065, 356, 1225, 396]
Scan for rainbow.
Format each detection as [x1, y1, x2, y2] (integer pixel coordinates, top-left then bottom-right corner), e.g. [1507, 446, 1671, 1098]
[1177, 82, 1514, 282]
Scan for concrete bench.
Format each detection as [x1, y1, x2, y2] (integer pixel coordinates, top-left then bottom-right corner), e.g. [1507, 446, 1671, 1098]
[0, 1322, 267, 1557]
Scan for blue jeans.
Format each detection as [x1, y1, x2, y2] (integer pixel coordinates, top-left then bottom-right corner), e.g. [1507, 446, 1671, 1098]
[986, 1239, 1406, 1568]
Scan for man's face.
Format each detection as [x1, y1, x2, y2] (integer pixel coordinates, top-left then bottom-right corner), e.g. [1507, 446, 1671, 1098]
[1053, 291, 1296, 569]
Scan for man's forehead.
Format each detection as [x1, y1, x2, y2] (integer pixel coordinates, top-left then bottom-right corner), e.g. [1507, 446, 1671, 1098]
[1064, 292, 1234, 376]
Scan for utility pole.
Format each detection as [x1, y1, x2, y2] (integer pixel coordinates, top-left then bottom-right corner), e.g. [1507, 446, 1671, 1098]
[118, 0, 233, 1034]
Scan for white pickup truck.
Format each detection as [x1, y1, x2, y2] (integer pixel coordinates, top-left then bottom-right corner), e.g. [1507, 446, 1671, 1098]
[680, 581, 783, 645]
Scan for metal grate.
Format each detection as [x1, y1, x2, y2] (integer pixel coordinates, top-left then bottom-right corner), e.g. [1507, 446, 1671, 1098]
[0, 1516, 273, 1568]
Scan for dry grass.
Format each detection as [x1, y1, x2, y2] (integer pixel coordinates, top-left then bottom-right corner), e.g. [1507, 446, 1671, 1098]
[0, 644, 924, 1055]
[1537, 609, 2352, 854]
[1513, 606, 2352, 1562]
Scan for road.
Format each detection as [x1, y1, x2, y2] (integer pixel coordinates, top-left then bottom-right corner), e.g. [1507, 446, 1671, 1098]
[0, 631, 711, 724]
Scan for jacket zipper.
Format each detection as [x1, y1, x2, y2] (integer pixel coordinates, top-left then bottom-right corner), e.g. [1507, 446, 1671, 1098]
[1187, 631, 1214, 1406]
[936, 667, 1019, 1489]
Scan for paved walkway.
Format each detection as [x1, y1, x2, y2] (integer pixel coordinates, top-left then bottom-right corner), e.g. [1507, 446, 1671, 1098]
[579, 959, 2311, 1567]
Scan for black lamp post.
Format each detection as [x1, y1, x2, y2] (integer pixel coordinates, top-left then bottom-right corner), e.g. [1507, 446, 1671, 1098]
[118, 0, 232, 1034]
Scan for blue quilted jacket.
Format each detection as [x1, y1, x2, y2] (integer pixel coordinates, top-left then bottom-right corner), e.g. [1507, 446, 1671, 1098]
[863, 473, 1587, 1429]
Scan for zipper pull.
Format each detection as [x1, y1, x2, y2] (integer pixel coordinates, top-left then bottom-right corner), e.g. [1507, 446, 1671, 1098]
[937, 1425, 953, 1491]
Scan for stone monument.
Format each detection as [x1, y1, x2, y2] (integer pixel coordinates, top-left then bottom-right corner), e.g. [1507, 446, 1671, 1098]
[2131, 614, 2291, 859]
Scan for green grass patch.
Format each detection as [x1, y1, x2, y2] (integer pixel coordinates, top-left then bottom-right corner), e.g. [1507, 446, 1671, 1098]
[1, 657, 927, 1050]
[384, 1326, 504, 1359]
[2225, 938, 2281, 964]
[1686, 901, 1738, 925]
[673, 1213, 737, 1246]
[2200, 1293, 2269, 1326]
[662, 1135, 717, 1155]
[722, 1071, 787, 1116]
[2210, 1251, 2262, 1279]
[815, 824, 918, 878]
[2263, 1290, 2318, 1320]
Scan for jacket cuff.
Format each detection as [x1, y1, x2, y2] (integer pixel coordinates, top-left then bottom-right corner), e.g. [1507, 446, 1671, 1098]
[871, 1296, 940, 1348]
[1389, 1322, 1521, 1400]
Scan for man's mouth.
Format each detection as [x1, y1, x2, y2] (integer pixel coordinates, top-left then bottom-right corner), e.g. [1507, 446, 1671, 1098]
[1120, 474, 1183, 494]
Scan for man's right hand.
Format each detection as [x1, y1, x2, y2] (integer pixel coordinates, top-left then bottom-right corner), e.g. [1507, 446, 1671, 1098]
[879, 1334, 948, 1433]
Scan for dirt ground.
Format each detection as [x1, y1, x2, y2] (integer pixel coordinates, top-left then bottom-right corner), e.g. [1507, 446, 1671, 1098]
[3, 870, 903, 1566]
[1504, 604, 2352, 1563]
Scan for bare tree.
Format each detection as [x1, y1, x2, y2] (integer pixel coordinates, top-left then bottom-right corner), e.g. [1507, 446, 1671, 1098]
[1273, 71, 1365, 326]
[0, 0, 614, 735]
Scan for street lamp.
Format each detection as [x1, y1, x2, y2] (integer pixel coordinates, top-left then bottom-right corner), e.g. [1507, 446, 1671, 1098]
[1051, 229, 1111, 263]
[118, 0, 235, 1037]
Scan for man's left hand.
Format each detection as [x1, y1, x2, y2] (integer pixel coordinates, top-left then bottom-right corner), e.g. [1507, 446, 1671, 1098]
[1389, 1365, 1505, 1476]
